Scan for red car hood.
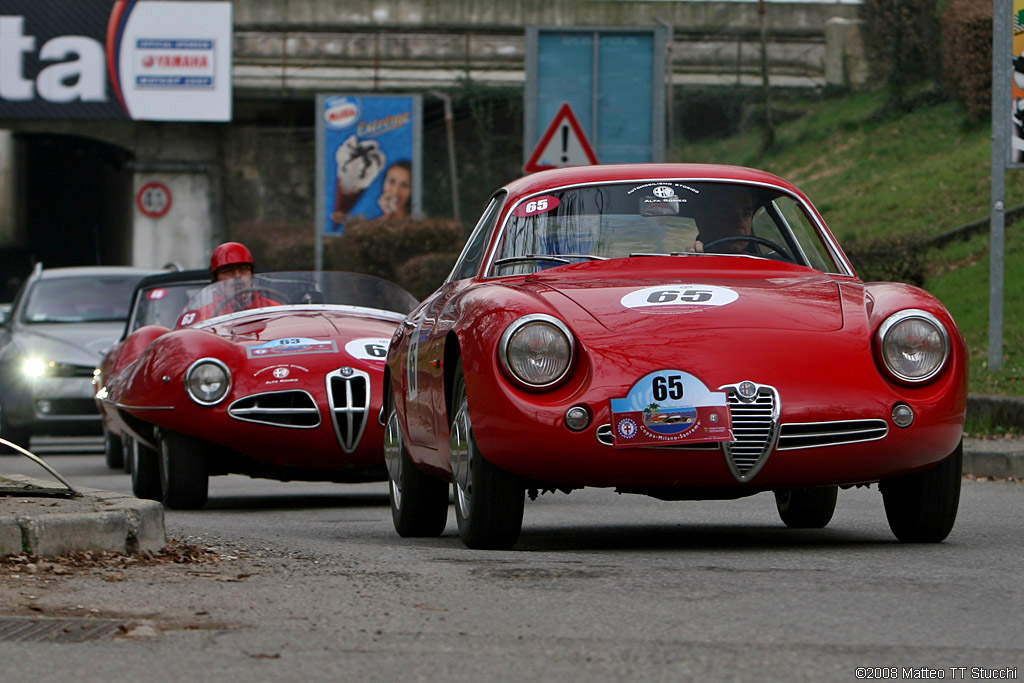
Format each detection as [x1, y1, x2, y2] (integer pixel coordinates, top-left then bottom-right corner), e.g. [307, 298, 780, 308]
[523, 258, 846, 333]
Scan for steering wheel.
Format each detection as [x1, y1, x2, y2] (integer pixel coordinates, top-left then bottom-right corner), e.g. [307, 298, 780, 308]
[213, 287, 289, 316]
[701, 235, 794, 263]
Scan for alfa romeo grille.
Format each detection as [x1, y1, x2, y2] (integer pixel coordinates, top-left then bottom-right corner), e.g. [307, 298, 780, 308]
[720, 383, 780, 482]
[228, 391, 320, 427]
[327, 367, 370, 454]
[777, 419, 888, 450]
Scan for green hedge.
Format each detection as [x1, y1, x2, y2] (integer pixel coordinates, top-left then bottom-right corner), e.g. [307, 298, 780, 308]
[230, 216, 464, 301]
[940, 0, 992, 122]
[843, 232, 928, 285]
[325, 217, 463, 300]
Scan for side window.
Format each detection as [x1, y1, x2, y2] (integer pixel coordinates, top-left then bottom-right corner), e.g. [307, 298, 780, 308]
[449, 193, 506, 281]
[751, 207, 787, 248]
[773, 197, 843, 274]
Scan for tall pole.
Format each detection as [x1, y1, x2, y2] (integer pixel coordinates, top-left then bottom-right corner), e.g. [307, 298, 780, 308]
[654, 17, 675, 159]
[990, 0, 1009, 372]
[431, 91, 461, 223]
[759, 0, 774, 150]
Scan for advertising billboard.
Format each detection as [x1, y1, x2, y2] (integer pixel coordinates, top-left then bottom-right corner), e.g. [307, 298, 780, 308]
[316, 94, 422, 238]
[0, 0, 232, 121]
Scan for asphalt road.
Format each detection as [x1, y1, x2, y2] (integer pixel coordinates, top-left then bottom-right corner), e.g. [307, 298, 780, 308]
[1, 443, 1022, 682]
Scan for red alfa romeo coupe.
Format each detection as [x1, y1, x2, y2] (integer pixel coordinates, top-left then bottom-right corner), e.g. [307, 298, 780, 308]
[98, 270, 417, 509]
[384, 163, 967, 549]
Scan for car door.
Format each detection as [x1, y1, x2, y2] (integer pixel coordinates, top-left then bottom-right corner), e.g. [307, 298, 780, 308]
[404, 193, 504, 450]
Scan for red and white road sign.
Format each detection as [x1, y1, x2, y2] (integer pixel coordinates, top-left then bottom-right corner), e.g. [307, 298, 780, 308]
[524, 102, 599, 173]
[136, 181, 173, 218]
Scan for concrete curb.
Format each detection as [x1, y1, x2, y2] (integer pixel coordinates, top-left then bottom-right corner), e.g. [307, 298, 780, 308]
[963, 396, 1024, 478]
[967, 394, 1024, 431]
[962, 438, 1024, 479]
[0, 475, 165, 558]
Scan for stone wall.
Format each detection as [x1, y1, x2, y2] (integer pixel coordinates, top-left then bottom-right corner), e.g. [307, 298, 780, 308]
[231, 0, 867, 93]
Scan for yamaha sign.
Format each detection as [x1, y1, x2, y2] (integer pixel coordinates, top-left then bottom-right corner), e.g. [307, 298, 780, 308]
[0, 0, 232, 121]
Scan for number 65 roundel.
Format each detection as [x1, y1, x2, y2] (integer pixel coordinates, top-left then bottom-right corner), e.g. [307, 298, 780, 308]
[620, 284, 738, 310]
[609, 369, 733, 448]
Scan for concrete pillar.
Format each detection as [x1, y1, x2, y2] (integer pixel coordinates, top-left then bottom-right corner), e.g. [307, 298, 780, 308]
[0, 131, 13, 243]
[825, 17, 870, 89]
[132, 170, 215, 270]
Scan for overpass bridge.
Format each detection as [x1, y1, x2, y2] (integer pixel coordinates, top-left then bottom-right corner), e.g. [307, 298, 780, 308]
[1, 0, 869, 275]
[231, 0, 868, 95]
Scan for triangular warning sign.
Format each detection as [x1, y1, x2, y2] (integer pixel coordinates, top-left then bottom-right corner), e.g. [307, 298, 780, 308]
[524, 102, 600, 173]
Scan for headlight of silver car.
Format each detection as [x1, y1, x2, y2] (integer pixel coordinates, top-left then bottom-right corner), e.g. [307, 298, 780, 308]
[499, 314, 574, 389]
[877, 309, 949, 383]
[21, 357, 48, 378]
[185, 358, 231, 405]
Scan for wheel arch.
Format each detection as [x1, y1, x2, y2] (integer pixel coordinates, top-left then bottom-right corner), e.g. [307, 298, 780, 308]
[443, 331, 463, 428]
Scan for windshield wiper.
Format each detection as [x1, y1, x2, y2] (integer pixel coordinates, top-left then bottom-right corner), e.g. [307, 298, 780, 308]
[493, 254, 608, 268]
[628, 252, 706, 257]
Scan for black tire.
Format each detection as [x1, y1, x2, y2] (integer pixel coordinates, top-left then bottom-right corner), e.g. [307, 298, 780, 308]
[123, 436, 134, 474]
[159, 430, 209, 510]
[131, 439, 162, 501]
[881, 441, 962, 543]
[450, 359, 524, 550]
[103, 427, 125, 470]
[774, 486, 838, 529]
[384, 393, 449, 537]
[0, 398, 32, 453]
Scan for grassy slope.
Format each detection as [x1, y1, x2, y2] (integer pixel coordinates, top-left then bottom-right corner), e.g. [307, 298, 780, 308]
[673, 90, 1024, 395]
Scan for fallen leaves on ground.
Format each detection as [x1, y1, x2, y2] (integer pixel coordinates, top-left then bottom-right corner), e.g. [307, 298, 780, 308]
[0, 539, 223, 578]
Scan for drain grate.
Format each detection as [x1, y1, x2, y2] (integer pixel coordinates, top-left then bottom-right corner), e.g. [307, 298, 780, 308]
[0, 616, 133, 643]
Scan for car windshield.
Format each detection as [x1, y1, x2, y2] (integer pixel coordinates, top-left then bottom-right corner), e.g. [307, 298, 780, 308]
[490, 181, 843, 276]
[128, 281, 207, 333]
[22, 275, 144, 323]
[176, 271, 418, 328]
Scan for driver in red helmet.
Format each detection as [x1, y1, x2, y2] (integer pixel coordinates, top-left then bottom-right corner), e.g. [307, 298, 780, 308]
[176, 242, 282, 326]
[210, 241, 256, 283]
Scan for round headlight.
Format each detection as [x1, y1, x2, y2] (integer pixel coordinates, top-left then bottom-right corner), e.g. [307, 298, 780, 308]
[22, 357, 47, 378]
[499, 314, 574, 389]
[185, 358, 231, 405]
[878, 310, 950, 383]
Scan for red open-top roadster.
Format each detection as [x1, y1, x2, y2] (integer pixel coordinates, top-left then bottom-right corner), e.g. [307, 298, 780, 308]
[384, 163, 967, 549]
[98, 271, 417, 509]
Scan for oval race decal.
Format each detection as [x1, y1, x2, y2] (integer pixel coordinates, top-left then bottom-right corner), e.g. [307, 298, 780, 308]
[345, 338, 390, 361]
[620, 284, 739, 312]
[513, 195, 560, 217]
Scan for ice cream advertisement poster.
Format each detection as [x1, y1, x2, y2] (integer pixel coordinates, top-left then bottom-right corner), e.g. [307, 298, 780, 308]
[317, 95, 422, 235]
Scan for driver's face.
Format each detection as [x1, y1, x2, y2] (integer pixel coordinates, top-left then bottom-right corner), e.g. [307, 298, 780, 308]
[214, 263, 254, 304]
[215, 263, 253, 284]
[695, 193, 754, 252]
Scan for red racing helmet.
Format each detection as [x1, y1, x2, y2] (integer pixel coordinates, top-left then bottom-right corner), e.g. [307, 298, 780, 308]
[209, 242, 254, 279]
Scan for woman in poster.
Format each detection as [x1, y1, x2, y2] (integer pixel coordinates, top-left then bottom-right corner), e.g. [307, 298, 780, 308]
[376, 160, 412, 220]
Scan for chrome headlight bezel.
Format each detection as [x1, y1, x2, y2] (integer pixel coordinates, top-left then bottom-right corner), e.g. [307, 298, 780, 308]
[498, 314, 575, 390]
[877, 309, 950, 384]
[185, 358, 232, 405]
